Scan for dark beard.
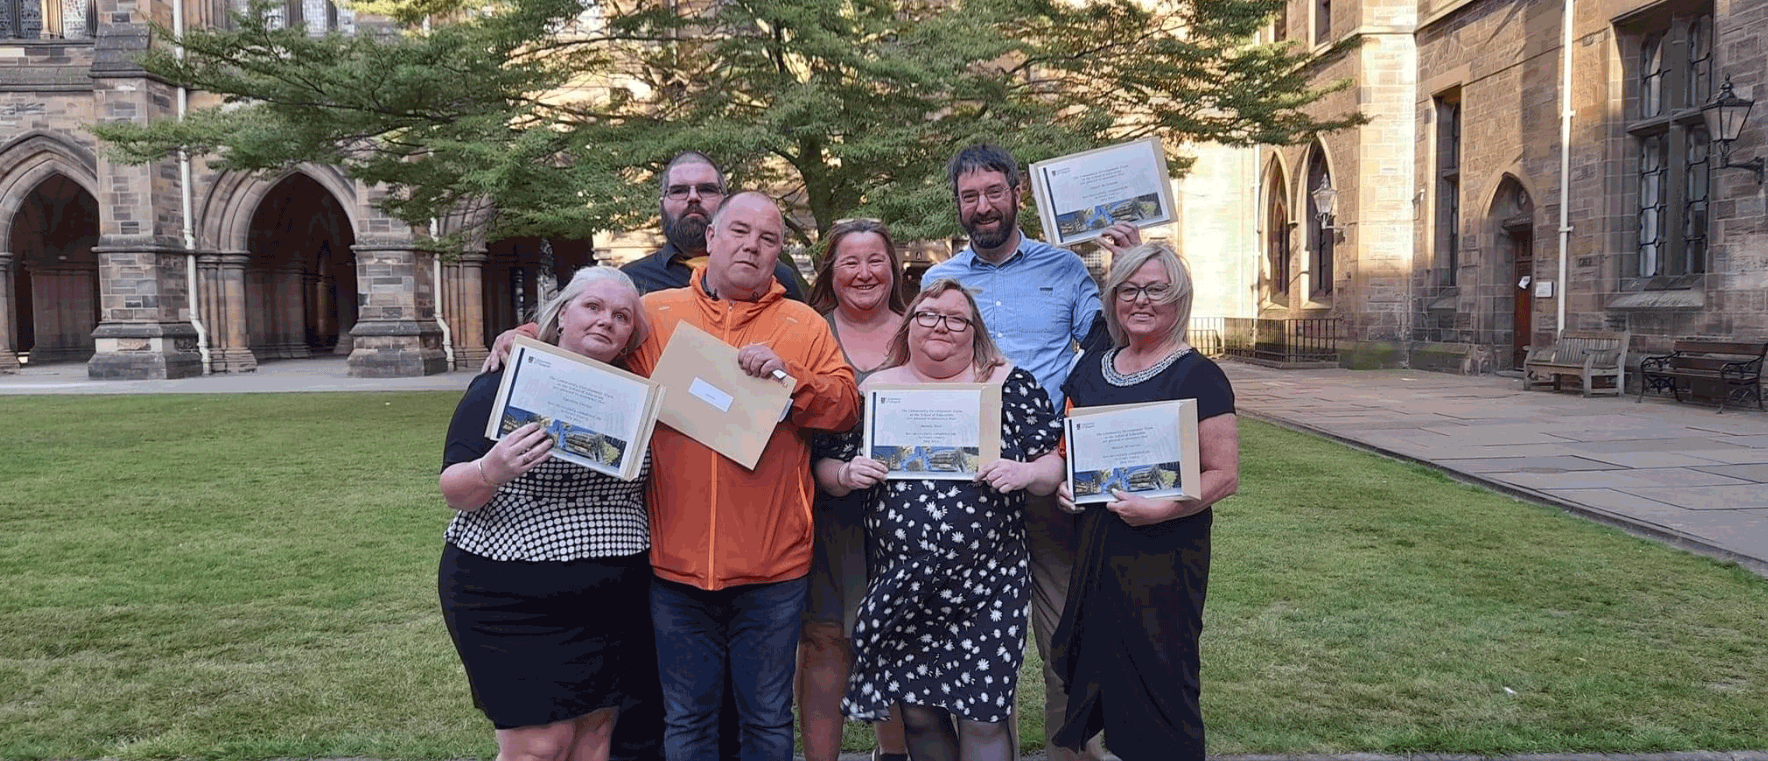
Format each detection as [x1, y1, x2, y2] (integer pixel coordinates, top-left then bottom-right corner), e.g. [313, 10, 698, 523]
[663, 208, 711, 255]
[962, 207, 1016, 251]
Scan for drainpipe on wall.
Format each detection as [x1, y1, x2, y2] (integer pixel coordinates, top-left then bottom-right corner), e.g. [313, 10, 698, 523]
[174, 0, 211, 373]
[1555, 0, 1574, 334]
[431, 218, 455, 369]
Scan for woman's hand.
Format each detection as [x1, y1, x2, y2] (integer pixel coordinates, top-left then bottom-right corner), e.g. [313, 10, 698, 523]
[1056, 482, 1083, 514]
[977, 458, 1038, 493]
[1097, 222, 1143, 256]
[1104, 489, 1200, 527]
[838, 456, 888, 491]
[483, 422, 554, 484]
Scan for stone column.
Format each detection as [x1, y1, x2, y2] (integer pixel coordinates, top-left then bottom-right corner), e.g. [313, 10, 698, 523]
[87, 245, 203, 380]
[310, 270, 335, 352]
[0, 252, 18, 374]
[267, 264, 310, 359]
[347, 244, 447, 377]
[446, 252, 490, 371]
[200, 252, 257, 372]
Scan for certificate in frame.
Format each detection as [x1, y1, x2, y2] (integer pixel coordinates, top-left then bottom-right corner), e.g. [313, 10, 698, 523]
[1063, 399, 1200, 504]
[487, 336, 667, 481]
[862, 383, 1003, 480]
[1028, 137, 1176, 248]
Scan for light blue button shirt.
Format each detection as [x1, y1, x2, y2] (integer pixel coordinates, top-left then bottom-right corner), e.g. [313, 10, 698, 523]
[923, 232, 1101, 409]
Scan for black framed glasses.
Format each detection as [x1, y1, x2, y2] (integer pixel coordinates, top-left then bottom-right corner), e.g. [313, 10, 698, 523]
[664, 183, 725, 200]
[956, 185, 1013, 208]
[912, 311, 974, 332]
[1114, 283, 1173, 302]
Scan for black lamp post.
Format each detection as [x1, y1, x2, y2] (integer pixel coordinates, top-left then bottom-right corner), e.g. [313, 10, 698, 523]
[1703, 75, 1765, 184]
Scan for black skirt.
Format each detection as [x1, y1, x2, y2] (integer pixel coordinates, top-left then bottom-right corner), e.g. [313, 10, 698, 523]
[1051, 508, 1212, 761]
[439, 543, 652, 730]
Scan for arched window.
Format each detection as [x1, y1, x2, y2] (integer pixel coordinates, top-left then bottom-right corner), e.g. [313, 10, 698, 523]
[1625, 6, 1712, 279]
[1264, 167, 1290, 300]
[1304, 150, 1335, 298]
[2, 0, 95, 39]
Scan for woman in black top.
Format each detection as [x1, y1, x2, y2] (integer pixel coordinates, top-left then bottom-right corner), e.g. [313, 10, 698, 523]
[1051, 242, 1240, 761]
[438, 266, 653, 761]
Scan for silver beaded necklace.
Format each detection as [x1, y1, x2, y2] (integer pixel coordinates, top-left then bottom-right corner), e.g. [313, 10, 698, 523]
[1101, 345, 1192, 387]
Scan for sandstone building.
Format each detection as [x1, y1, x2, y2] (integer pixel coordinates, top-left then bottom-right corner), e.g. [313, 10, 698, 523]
[1260, 0, 1768, 372]
[0, 0, 632, 378]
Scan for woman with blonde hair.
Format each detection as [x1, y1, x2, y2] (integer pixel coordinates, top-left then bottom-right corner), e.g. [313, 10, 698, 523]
[438, 266, 654, 761]
[799, 218, 911, 761]
[1051, 243, 1240, 761]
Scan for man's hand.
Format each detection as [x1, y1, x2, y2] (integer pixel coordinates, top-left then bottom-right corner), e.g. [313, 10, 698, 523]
[480, 324, 539, 373]
[737, 343, 787, 379]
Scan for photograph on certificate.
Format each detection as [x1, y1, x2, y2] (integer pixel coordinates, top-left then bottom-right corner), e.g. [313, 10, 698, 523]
[1029, 137, 1176, 247]
[487, 337, 664, 481]
[863, 384, 1002, 480]
[1064, 399, 1199, 505]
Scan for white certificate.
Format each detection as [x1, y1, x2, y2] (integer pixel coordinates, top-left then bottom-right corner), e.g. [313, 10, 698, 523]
[1029, 137, 1176, 247]
[486, 336, 666, 481]
[1064, 399, 1200, 504]
[863, 383, 1002, 480]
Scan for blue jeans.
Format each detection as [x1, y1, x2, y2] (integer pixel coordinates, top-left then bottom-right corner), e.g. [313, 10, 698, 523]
[650, 575, 808, 761]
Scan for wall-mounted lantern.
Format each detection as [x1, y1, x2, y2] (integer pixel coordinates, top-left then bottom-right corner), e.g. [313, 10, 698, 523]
[1704, 75, 1765, 184]
[1311, 176, 1346, 230]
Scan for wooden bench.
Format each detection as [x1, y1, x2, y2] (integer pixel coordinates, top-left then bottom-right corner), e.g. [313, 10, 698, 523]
[1520, 330, 1629, 397]
[1638, 340, 1767, 412]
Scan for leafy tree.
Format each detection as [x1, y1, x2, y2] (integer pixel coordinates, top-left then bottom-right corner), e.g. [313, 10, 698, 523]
[95, 0, 1359, 254]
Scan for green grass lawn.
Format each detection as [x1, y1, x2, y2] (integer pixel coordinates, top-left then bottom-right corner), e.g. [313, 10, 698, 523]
[1, 392, 1765, 760]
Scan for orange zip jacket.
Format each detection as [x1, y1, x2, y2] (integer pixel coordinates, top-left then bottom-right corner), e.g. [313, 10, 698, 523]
[628, 269, 860, 590]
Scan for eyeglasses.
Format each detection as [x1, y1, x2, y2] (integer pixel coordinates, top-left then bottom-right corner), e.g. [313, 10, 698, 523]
[664, 183, 724, 200]
[956, 185, 1013, 207]
[1114, 283, 1173, 302]
[912, 311, 974, 332]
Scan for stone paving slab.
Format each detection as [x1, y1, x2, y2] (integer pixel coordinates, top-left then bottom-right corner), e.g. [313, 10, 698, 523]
[1493, 469, 1752, 491]
[1219, 362, 1768, 576]
[1691, 463, 1768, 480]
[1431, 456, 1618, 474]
[1623, 485, 1768, 510]
[1560, 438, 1755, 454]
[1570, 451, 1733, 468]
[1671, 448, 1768, 465]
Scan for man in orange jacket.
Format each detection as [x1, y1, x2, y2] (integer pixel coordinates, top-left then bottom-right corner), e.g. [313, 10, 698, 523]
[629, 191, 859, 761]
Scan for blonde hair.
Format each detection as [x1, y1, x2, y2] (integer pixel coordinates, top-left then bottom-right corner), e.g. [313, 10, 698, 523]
[1101, 242, 1193, 349]
[882, 278, 1007, 379]
[535, 266, 650, 358]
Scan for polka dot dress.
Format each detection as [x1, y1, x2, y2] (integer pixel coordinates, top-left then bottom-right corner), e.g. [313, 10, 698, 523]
[830, 367, 1061, 723]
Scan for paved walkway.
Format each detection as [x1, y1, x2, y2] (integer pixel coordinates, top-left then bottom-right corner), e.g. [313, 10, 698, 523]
[3, 356, 1765, 575]
[1222, 363, 1768, 576]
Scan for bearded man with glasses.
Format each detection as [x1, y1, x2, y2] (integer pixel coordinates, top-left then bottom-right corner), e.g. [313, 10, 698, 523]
[919, 143, 1139, 761]
[620, 151, 806, 300]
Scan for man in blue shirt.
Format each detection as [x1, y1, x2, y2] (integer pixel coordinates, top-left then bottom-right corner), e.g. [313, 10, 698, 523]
[923, 143, 1135, 761]
[621, 151, 805, 300]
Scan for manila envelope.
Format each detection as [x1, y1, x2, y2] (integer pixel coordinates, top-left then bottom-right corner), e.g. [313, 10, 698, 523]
[649, 321, 796, 470]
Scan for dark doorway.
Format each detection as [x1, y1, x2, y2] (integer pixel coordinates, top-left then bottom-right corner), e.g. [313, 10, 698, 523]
[245, 174, 357, 359]
[1510, 229, 1534, 368]
[8, 174, 99, 363]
